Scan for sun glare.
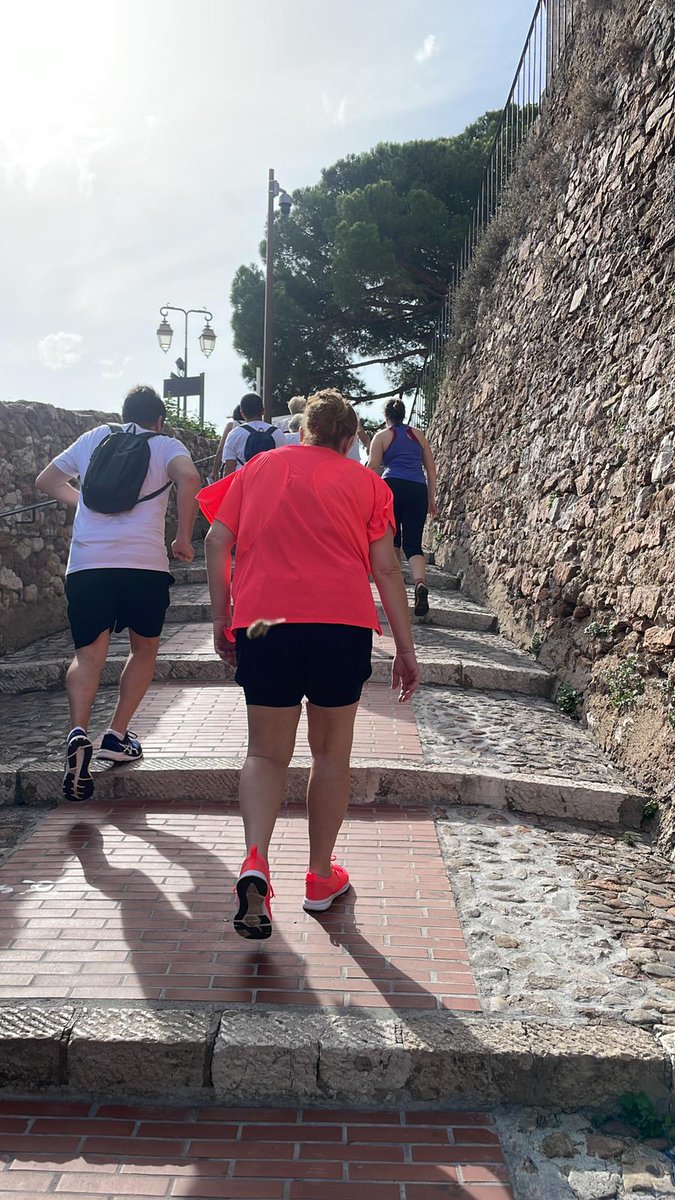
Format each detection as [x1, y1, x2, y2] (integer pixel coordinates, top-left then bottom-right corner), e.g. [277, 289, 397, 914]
[0, 0, 122, 191]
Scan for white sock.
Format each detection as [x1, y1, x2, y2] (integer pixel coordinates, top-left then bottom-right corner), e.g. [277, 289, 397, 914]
[106, 727, 126, 741]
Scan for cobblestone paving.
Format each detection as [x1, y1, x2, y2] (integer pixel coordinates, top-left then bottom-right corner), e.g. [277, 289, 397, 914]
[0, 1099, 512, 1200]
[437, 806, 675, 1026]
[415, 689, 625, 784]
[0, 802, 478, 1010]
[0, 682, 423, 768]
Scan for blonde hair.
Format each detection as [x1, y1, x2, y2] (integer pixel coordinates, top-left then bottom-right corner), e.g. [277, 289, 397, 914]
[288, 395, 307, 415]
[303, 389, 358, 450]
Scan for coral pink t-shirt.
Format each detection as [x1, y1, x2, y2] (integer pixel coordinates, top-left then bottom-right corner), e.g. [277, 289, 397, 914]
[198, 445, 395, 632]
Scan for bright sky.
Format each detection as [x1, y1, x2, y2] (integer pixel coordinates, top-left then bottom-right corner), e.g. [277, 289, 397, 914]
[1, 0, 536, 432]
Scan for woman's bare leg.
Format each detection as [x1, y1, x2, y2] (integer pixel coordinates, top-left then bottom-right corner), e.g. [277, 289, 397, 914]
[239, 704, 301, 858]
[305, 701, 359, 876]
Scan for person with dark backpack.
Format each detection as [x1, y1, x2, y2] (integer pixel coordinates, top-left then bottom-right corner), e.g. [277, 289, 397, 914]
[35, 385, 201, 801]
[220, 392, 286, 475]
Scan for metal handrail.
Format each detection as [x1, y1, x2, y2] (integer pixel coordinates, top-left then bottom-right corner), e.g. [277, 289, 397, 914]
[416, 0, 577, 428]
[0, 500, 59, 523]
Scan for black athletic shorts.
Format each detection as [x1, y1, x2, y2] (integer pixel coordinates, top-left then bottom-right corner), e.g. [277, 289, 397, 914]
[235, 623, 373, 708]
[65, 568, 174, 649]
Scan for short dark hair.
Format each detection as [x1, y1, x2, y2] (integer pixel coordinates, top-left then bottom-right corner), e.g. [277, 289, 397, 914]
[122, 385, 166, 427]
[232, 405, 242, 422]
[240, 392, 264, 420]
[385, 398, 406, 426]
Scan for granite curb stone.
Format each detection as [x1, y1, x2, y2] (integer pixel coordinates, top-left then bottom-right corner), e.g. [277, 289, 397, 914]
[0, 1006, 668, 1106]
[2, 761, 644, 826]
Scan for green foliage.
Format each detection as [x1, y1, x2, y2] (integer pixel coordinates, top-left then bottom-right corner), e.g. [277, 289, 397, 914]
[643, 798, 659, 820]
[165, 408, 218, 438]
[586, 619, 617, 640]
[623, 832, 637, 847]
[615, 1093, 675, 1140]
[530, 632, 545, 659]
[604, 655, 645, 713]
[556, 683, 583, 720]
[231, 114, 501, 414]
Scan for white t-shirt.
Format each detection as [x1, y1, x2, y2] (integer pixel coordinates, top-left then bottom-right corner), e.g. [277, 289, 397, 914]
[222, 420, 286, 470]
[53, 423, 191, 574]
[285, 431, 302, 445]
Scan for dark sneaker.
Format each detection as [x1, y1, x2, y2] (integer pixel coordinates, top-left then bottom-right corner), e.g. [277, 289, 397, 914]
[234, 845, 273, 940]
[96, 731, 143, 763]
[63, 729, 94, 802]
[414, 581, 429, 617]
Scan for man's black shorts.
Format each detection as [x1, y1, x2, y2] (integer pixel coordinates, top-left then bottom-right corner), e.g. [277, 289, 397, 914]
[66, 568, 174, 649]
[235, 623, 373, 708]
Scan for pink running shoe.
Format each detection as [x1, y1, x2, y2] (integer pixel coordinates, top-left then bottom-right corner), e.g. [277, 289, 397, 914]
[303, 860, 351, 912]
[234, 846, 273, 939]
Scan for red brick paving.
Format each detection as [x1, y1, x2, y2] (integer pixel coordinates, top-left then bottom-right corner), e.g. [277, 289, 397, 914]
[0, 804, 479, 1010]
[118, 682, 422, 761]
[0, 1100, 512, 1198]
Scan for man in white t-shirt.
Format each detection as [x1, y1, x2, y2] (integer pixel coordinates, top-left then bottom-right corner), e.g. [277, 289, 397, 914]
[36, 385, 201, 801]
[221, 393, 286, 475]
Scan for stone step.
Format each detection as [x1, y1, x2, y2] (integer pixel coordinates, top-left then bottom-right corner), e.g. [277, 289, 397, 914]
[0, 1004, 666, 1109]
[0, 680, 643, 826]
[403, 565, 460, 591]
[0, 621, 549, 697]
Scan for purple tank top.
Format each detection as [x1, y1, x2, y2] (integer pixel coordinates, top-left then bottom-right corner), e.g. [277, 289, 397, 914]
[382, 425, 426, 484]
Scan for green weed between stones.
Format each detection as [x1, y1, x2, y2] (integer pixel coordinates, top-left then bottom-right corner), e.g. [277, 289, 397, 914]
[530, 632, 545, 659]
[613, 1093, 675, 1141]
[586, 618, 617, 640]
[604, 655, 646, 713]
[623, 832, 637, 847]
[643, 798, 659, 820]
[556, 683, 584, 720]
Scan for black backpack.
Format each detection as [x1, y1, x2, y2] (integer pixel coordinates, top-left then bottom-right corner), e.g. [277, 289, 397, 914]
[81, 425, 172, 515]
[238, 423, 277, 464]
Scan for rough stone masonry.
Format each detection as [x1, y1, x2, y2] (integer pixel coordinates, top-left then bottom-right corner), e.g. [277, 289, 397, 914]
[430, 0, 674, 830]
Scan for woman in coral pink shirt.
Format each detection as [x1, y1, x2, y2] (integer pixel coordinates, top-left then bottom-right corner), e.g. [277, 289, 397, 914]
[199, 389, 419, 940]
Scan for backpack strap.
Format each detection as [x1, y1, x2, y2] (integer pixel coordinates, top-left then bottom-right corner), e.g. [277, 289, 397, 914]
[135, 481, 173, 504]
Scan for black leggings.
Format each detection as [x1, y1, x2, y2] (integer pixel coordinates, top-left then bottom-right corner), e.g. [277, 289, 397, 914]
[386, 477, 428, 559]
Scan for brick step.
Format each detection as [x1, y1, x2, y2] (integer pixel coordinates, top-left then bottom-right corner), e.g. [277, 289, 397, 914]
[0, 1004, 666, 1111]
[0, 676, 641, 824]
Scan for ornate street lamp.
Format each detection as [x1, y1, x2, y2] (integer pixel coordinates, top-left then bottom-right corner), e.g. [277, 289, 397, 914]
[156, 317, 173, 353]
[199, 321, 217, 357]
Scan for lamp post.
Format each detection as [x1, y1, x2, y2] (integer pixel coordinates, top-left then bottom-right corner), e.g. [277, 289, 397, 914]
[156, 305, 216, 423]
[262, 169, 293, 422]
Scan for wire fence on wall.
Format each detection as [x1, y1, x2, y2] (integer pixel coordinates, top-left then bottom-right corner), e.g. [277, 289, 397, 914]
[409, 0, 577, 430]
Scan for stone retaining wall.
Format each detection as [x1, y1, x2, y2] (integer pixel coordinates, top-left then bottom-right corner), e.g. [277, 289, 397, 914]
[430, 0, 674, 809]
[0, 401, 217, 654]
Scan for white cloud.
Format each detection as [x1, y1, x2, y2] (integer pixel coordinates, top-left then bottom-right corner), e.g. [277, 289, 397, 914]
[0, 124, 115, 195]
[414, 34, 439, 63]
[321, 93, 348, 126]
[100, 355, 132, 379]
[145, 114, 160, 130]
[38, 332, 84, 370]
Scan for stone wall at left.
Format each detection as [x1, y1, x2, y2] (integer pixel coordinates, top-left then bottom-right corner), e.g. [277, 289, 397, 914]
[0, 401, 217, 655]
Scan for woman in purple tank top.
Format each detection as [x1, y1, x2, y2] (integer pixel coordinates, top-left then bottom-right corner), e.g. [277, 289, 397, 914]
[367, 399, 437, 617]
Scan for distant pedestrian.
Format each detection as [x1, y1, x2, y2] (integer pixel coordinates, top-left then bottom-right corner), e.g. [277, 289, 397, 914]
[284, 413, 303, 445]
[274, 394, 306, 433]
[35, 385, 201, 801]
[347, 412, 371, 463]
[220, 393, 286, 475]
[213, 405, 242, 478]
[368, 398, 437, 617]
[199, 388, 419, 940]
